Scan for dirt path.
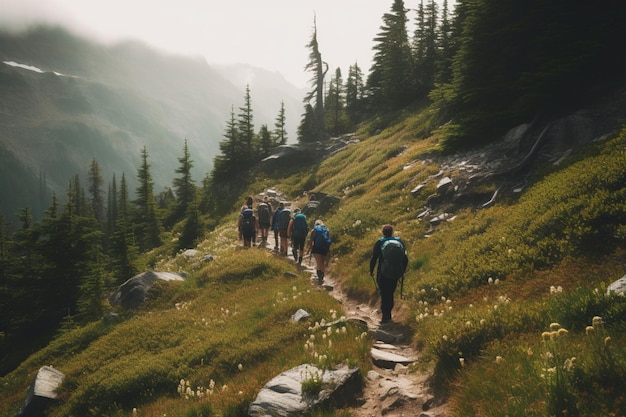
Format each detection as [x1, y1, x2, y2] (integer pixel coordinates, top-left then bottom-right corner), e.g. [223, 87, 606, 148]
[296, 255, 449, 417]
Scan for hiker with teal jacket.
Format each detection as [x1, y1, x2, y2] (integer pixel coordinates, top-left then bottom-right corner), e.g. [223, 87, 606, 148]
[306, 219, 331, 284]
[370, 224, 408, 324]
[287, 208, 308, 265]
[271, 202, 283, 252]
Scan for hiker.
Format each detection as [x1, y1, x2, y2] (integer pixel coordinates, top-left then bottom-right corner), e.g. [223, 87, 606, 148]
[246, 195, 254, 208]
[257, 196, 272, 246]
[287, 208, 308, 265]
[238, 205, 257, 248]
[306, 219, 331, 284]
[278, 204, 292, 256]
[271, 202, 283, 251]
[370, 224, 408, 324]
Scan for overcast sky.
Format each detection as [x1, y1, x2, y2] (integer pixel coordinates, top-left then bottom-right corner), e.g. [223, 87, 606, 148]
[1, 0, 410, 88]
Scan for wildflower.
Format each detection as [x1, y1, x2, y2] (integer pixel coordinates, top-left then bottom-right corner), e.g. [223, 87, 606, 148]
[557, 328, 568, 336]
[605, 336, 612, 346]
[495, 356, 504, 364]
[238, 363, 243, 371]
[133, 408, 138, 416]
[442, 335, 448, 341]
[592, 316, 603, 326]
[488, 277, 494, 285]
[549, 322, 561, 331]
[459, 358, 465, 367]
[585, 326, 594, 335]
[541, 332, 551, 341]
[494, 279, 500, 285]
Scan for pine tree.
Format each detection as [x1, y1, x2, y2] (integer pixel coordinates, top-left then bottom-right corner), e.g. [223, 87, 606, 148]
[110, 173, 138, 283]
[88, 158, 105, 224]
[237, 84, 255, 167]
[324, 67, 349, 136]
[169, 139, 196, 226]
[413, 0, 438, 94]
[213, 106, 239, 180]
[134, 146, 161, 251]
[257, 124, 273, 158]
[273, 101, 288, 146]
[299, 16, 328, 142]
[345, 62, 365, 125]
[367, 0, 416, 110]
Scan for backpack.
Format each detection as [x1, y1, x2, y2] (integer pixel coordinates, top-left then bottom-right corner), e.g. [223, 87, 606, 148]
[241, 208, 254, 234]
[313, 225, 331, 251]
[258, 203, 271, 224]
[380, 238, 406, 280]
[279, 209, 291, 230]
[292, 213, 308, 239]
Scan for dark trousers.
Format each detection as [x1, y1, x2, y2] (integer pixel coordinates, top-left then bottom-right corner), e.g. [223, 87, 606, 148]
[377, 275, 399, 320]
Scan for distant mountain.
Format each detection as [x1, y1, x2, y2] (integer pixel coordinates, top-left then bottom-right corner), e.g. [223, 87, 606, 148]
[0, 26, 305, 224]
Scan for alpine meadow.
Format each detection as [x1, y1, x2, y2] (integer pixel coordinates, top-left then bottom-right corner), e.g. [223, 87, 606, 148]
[2, 1, 626, 417]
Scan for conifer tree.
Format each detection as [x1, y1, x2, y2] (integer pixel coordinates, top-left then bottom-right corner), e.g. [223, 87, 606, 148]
[169, 139, 196, 226]
[413, 0, 438, 94]
[273, 101, 288, 146]
[257, 124, 273, 158]
[324, 67, 349, 136]
[345, 62, 365, 125]
[134, 146, 161, 251]
[367, 0, 416, 110]
[299, 16, 328, 142]
[237, 84, 255, 166]
[88, 158, 104, 224]
[213, 106, 239, 180]
[110, 173, 137, 282]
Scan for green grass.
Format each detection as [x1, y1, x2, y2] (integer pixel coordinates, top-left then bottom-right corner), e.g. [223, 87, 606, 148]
[1, 114, 626, 417]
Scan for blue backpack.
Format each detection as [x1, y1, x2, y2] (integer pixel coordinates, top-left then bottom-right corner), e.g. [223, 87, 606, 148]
[313, 225, 331, 251]
[241, 208, 254, 234]
[292, 213, 308, 239]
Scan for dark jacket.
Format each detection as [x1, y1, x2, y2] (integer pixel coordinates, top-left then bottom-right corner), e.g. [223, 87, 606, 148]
[370, 237, 408, 277]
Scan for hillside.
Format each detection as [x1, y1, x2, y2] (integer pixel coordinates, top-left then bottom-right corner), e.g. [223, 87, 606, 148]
[0, 26, 304, 223]
[1, 84, 626, 416]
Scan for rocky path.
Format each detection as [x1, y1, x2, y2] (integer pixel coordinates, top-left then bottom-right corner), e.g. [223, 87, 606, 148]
[296, 255, 449, 417]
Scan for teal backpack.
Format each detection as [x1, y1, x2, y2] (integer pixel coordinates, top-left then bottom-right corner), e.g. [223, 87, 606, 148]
[380, 238, 405, 280]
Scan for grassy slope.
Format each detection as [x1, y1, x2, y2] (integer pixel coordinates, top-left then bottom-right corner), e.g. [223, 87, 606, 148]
[1, 109, 626, 416]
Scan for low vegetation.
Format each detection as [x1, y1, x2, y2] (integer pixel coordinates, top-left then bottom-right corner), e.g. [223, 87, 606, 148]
[2, 122, 626, 417]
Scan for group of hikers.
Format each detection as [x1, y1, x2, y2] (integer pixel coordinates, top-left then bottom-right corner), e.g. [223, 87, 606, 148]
[238, 193, 408, 324]
[237, 194, 331, 284]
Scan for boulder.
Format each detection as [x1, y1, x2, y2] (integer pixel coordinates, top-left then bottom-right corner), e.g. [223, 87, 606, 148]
[17, 366, 64, 417]
[607, 275, 626, 295]
[109, 271, 184, 309]
[248, 364, 362, 417]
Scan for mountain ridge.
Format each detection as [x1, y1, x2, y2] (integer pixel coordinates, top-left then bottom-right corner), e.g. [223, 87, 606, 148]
[0, 25, 304, 224]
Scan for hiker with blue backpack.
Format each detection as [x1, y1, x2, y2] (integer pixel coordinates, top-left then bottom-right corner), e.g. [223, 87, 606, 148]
[370, 224, 408, 324]
[287, 208, 308, 265]
[306, 219, 332, 284]
[238, 205, 257, 248]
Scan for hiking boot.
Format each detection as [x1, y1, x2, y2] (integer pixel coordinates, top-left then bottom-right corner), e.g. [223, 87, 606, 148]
[317, 270, 324, 284]
[292, 248, 298, 260]
[298, 256, 302, 265]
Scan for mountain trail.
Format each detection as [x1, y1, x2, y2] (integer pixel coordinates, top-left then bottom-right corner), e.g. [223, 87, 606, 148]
[283, 248, 450, 417]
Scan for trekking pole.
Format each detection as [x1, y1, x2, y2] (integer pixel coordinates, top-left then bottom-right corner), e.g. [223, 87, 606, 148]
[371, 272, 379, 292]
[400, 275, 404, 300]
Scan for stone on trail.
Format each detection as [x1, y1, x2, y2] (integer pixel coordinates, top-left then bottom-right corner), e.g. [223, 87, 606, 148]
[371, 348, 415, 369]
[248, 364, 362, 417]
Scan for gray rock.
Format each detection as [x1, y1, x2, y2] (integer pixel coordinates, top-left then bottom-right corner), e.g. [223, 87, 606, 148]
[371, 348, 415, 369]
[607, 275, 626, 295]
[17, 366, 64, 417]
[248, 364, 362, 417]
[109, 271, 184, 309]
[291, 309, 311, 322]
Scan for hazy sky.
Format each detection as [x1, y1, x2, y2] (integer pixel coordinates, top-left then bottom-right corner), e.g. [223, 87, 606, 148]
[1, 0, 405, 88]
